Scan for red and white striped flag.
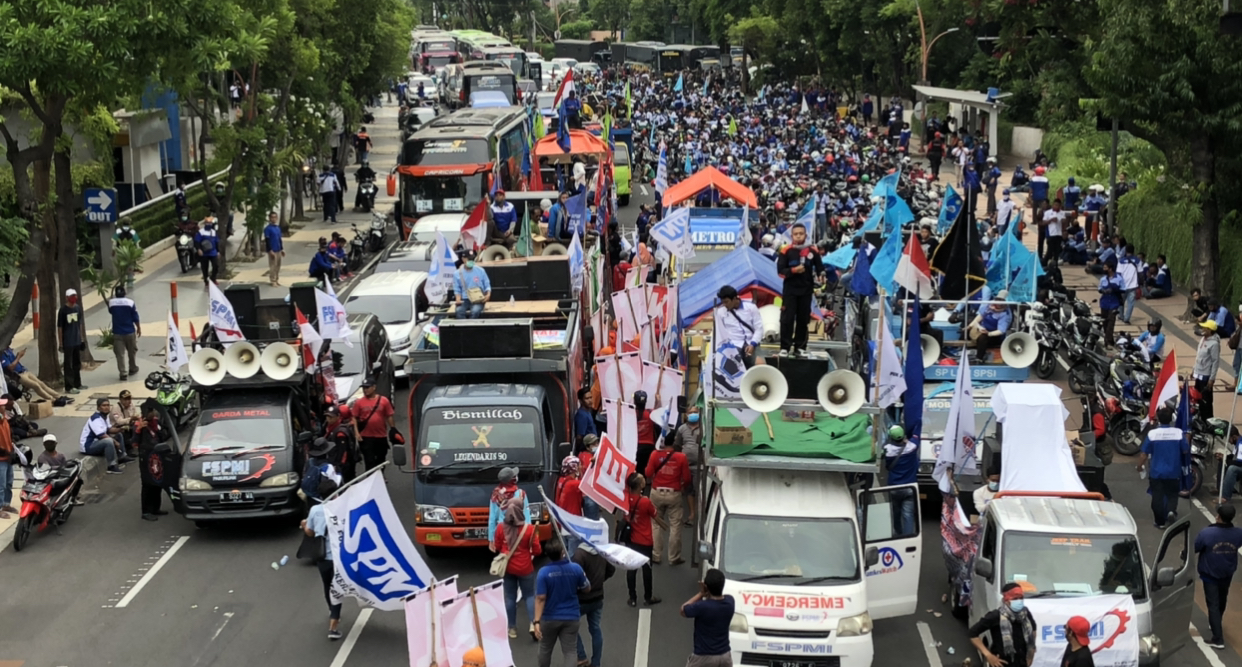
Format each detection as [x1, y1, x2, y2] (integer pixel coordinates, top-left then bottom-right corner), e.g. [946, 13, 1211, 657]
[552, 69, 575, 110]
[1148, 348, 1179, 421]
[895, 233, 935, 299]
[459, 198, 489, 250]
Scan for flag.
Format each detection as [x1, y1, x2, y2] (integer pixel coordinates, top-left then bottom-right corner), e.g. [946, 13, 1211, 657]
[855, 203, 884, 238]
[895, 233, 934, 299]
[534, 109, 546, 139]
[795, 195, 816, 230]
[424, 230, 458, 304]
[902, 295, 925, 452]
[404, 577, 459, 667]
[459, 198, 488, 250]
[440, 581, 515, 667]
[727, 116, 737, 136]
[684, 153, 693, 177]
[565, 191, 588, 237]
[323, 473, 435, 610]
[735, 206, 752, 249]
[1008, 253, 1037, 303]
[702, 72, 711, 96]
[552, 68, 575, 109]
[933, 352, 977, 493]
[872, 170, 901, 200]
[1177, 381, 1195, 493]
[674, 72, 684, 93]
[516, 206, 533, 257]
[295, 304, 322, 348]
[625, 80, 632, 118]
[824, 244, 857, 270]
[602, 113, 614, 151]
[166, 310, 188, 371]
[869, 224, 904, 291]
[207, 282, 245, 342]
[654, 142, 668, 194]
[883, 192, 915, 236]
[541, 491, 651, 570]
[1148, 349, 1178, 421]
[529, 152, 545, 190]
[585, 433, 633, 510]
[937, 185, 963, 235]
[556, 102, 572, 152]
[649, 207, 695, 259]
[315, 281, 355, 346]
[801, 92, 810, 115]
[875, 300, 906, 409]
[569, 230, 584, 294]
[930, 206, 986, 300]
[850, 243, 877, 297]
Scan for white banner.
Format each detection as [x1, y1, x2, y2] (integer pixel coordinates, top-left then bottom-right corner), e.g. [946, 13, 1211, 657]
[166, 311, 188, 371]
[315, 285, 355, 347]
[649, 207, 696, 259]
[324, 473, 436, 610]
[934, 352, 976, 492]
[543, 493, 650, 570]
[876, 315, 906, 409]
[439, 581, 514, 667]
[425, 231, 458, 304]
[207, 281, 245, 343]
[1025, 595, 1140, 667]
[404, 576, 458, 667]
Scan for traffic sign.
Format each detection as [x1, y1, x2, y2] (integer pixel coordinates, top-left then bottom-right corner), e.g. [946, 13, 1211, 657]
[84, 188, 117, 224]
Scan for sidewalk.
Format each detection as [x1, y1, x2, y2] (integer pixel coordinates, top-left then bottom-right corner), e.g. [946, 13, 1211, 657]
[0, 101, 403, 543]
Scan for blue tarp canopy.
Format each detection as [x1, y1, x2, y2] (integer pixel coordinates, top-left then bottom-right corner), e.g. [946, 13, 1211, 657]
[678, 246, 786, 328]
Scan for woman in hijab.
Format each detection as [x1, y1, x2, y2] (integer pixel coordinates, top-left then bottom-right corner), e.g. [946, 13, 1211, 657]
[494, 495, 541, 640]
[487, 466, 529, 552]
[138, 410, 176, 521]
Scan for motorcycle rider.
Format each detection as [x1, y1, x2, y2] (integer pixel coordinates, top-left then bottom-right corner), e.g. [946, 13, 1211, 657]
[36, 434, 85, 507]
[354, 160, 377, 210]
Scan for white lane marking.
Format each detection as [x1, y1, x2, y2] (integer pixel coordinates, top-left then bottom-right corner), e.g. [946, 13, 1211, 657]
[634, 608, 652, 667]
[329, 607, 373, 667]
[1191, 625, 1228, 667]
[640, 185, 649, 197]
[115, 535, 190, 608]
[1191, 497, 1217, 522]
[917, 621, 944, 667]
[210, 612, 235, 642]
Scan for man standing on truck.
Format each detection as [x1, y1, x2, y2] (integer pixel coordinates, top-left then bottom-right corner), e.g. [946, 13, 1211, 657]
[1194, 503, 1242, 650]
[776, 223, 822, 358]
[349, 380, 395, 472]
[969, 582, 1038, 667]
[883, 425, 918, 536]
[646, 440, 691, 566]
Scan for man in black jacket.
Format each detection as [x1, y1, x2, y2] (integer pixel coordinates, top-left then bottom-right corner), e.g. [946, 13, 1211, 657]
[572, 542, 615, 667]
[776, 223, 823, 357]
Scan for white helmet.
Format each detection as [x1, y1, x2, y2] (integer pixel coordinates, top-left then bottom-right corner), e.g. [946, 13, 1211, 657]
[762, 233, 775, 246]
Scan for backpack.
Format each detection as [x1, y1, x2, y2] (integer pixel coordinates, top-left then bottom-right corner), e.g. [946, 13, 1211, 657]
[301, 459, 336, 499]
[117, 227, 135, 243]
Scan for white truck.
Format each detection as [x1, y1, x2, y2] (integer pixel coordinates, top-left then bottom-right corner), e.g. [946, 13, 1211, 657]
[696, 412, 921, 667]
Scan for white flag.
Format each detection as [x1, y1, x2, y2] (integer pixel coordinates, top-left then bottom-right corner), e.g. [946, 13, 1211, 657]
[649, 207, 696, 260]
[323, 473, 435, 610]
[736, 206, 752, 249]
[875, 312, 906, 409]
[439, 581, 515, 667]
[425, 231, 458, 305]
[207, 282, 246, 343]
[314, 286, 355, 347]
[404, 577, 459, 667]
[166, 311, 188, 371]
[569, 230, 584, 295]
[542, 492, 651, 570]
[933, 353, 977, 493]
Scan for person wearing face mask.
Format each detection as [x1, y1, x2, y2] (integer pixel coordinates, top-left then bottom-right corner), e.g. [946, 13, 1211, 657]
[1060, 616, 1095, 667]
[776, 223, 823, 358]
[194, 216, 221, 286]
[137, 410, 176, 521]
[57, 289, 87, 394]
[973, 467, 1001, 515]
[994, 188, 1017, 236]
[673, 409, 703, 525]
[452, 250, 491, 319]
[970, 582, 1037, 667]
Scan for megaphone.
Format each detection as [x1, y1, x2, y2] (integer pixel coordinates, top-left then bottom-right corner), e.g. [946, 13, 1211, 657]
[1001, 332, 1038, 369]
[478, 244, 512, 262]
[817, 369, 866, 417]
[224, 341, 262, 379]
[920, 334, 941, 368]
[758, 304, 780, 342]
[740, 365, 788, 413]
[188, 348, 226, 386]
[541, 243, 567, 256]
[261, 342, 299, 380]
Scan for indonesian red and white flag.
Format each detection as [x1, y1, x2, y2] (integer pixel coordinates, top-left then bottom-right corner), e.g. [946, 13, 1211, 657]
[459, 198, 489, 250]
[552, 69, 576, 110]
[1148, 348, 1179, 421]
[895, 233, 934, 299]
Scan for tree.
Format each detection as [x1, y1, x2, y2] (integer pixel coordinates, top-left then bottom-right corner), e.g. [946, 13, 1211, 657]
[591, 0, 632, 38]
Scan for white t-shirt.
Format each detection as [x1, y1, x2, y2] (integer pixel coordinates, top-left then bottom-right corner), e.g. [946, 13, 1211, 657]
[79, 413, 110, 452]
[1042, 209, 1065, 237]
[1116, 261, 1139, 290]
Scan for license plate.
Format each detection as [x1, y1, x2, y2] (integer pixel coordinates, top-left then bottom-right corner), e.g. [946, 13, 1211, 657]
[464, 528, 487, 540]
[219, 490, 254, 503]
[775, 662, 816, 667]
[425, 533, 442, 542]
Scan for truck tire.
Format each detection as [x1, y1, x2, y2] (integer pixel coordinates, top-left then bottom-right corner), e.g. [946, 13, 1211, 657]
[619, 194, 630, 206]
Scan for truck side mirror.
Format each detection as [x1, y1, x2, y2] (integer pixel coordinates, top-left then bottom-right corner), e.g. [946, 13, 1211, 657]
[865, 546, 879, 568]
[975, 557, 994, 580]
[556, 441, 572, 461]
[698, 540, 716, 563]
[391, 444, 408, 468]
[1154, 566, 1176, 589]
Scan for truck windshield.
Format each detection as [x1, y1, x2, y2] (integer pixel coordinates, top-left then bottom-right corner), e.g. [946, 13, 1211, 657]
[723, 516, 859, 583]
[1002, 532, 1147, 600]
[189, 409, 287, 455]
[418, 406, 543, 470]
[922, 410, 994, 438]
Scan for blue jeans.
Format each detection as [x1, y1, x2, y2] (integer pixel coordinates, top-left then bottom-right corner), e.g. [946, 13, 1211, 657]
[1123, 289, 1136, 323]
[503, 572, 536, 630]
[85, 437, 119, 466]
[0, 461, 11, 507]
[456, 302, 484, 319]
[893, 487, 916, 537]
[576, 598, 604, 666]
[1222, 464, 1242, 501]
[581, 496, 601, 521]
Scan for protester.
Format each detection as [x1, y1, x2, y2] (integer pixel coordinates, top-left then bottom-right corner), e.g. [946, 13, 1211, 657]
[1, 346, 63, 402]
[488, 466, 529, 552]
[107, 286, 142, 381]
[1195, 504, 1242, 650]
[0, 398, 13, 518]
[534, 540, 591, 667]
[573, 388, 598, 447]
[645, 440, 692, 565]
[679, 568, 736, 667]
[573, 542, 615, 667]
[80, 397, 130, 474]
[1061, 616, 1095, 667]
[969, 582, 1037, 667]
[672, 408, 703, 524]
[776, 223, 822, 357]
[194, 216, 221, 285]
[453, 249, 492, 319]
[1098, 263, 1124, 344]
[495, 495, 542, 640]
[302, 476, 343, 640]
[110, 389, 142, 455]
[555, 456, 585, 550]
[620, 472, 665, 607]
[57, 288, 87, 394]
[264, 211, 285, 287]
[137, 410, 174, 521]
[714, 285, 764, 367]
[1194, 319, 1222, 419]
[973, 466, 1001, 516]
[348, 379, 394, 471]
[1138, 407, 1188, 528]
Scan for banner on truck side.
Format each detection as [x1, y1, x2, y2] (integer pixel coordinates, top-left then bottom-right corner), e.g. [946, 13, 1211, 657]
[1025, 594, 1139, 667]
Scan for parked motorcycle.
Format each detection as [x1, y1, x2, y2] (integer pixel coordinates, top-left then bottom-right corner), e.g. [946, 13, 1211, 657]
[367, 212, 388, 254]
[145, 371, 198, 430]
[347, 224, 367, 272]
[13, 445, 83, 551]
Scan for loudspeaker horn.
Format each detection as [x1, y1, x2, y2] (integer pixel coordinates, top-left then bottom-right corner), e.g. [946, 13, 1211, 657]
[189, 348, 226, 386]
[1001, 332, 1038, 369]
[758, 304, 780, 342]
[478, 244, 512, 262]
[920, 334, 941, 368]
[817, 369, 866, 417]
[261, 342, 299, 380]
[740, 365, 789, 413]
[224, 341, 262, 379]
[541, 243, 567, 256]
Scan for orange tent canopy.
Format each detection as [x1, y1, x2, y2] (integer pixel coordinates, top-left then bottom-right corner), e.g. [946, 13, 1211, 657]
[661, 166, 759, 208]
[533, 129, 612, 158]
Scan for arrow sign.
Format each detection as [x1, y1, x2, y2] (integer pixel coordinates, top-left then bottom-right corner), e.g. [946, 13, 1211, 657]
[87, 190, 112, 209]
[83, 187, 118, 224]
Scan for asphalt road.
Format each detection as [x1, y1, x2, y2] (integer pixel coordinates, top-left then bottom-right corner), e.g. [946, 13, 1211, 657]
[0, 130, 1240, 667]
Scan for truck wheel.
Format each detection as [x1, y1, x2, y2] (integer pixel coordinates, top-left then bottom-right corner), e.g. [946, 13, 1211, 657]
[619, 194, 630, 206]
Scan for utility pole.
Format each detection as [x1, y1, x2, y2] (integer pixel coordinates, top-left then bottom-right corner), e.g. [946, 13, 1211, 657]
[1107, 118, 1119, 239]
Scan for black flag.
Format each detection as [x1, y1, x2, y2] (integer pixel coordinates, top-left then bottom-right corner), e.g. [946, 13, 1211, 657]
[929, 206, 986, 300]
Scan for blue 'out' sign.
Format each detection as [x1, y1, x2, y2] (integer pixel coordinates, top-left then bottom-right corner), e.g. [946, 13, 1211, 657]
[84, 188, 118, 224]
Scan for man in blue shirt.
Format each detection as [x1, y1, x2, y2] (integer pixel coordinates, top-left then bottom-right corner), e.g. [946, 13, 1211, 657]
[194, 216, 221, 286]
[1098, 263, 1125, 342]
[263, 212, 284, 287]
[108, 286, 142, 381]
[490, 190, 518, 236]
[1194, 504, 1242, 649]
[453, 250, 491, 319]
[1, 346, 61, 401]
[573, 388, 597, 447]
[534, 541, 591, 667]
[883, 425, 918, 535]
[308, 242, 337, 287]
[548, 191, 570, 241]
[968, 300, 1013, 362]
[1062, 177, 1082, 210]
[680, 568, 736, 666]
[1138, 407, 1188, 528]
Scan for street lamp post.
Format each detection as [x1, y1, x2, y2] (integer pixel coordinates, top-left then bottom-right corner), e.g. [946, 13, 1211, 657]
[915, 0, 958, 125]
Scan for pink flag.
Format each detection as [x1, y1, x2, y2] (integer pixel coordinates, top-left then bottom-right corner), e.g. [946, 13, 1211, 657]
[440, 590, 477, 667]
[641, 360, 664, 399]
[591, 307, 604, 355]
[595, 355, 622, 402]
[655, 367, 684, 415]
[626, 286, 649, 329]
[639, 323, 656, 362]
[580, 462, 620, 513]
[617, 351, 644, 400]
[405, 577, 459, 667]
[589, 433, 633, 511]
[612, 289, 637, 341]
[604, 398, 638, 461]
[473, 581, 515, 667]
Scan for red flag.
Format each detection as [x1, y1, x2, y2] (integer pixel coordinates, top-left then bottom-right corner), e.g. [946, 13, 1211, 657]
[295, 305, 320, 367]
[552, 69, 575, 110]
[460, 198, 488, 250]
[895, 233, 934, 299]
[1148, 349, 1179, 421]
[529, 158, 544, 191]
[188, 321, 198, 352]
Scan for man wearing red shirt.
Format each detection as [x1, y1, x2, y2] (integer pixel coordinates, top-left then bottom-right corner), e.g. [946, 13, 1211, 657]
[622, 472, 666, 607]
[645, 444, 691, 565]
[349, 380, 395, 472]
[633, 391, 659, 474]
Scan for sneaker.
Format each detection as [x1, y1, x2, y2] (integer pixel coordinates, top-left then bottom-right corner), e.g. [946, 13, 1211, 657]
[328, 629, 343, 641]
[793, 349, 807, 358]
[1208, 641, 1225, 650]
[777, 349, 789, 358]
[153, 510, 168, 516]
[129, 368, 139, 376]
[141, 514, 158, 522]
[644, 597, 663, 606]
[118, 456, 136, 464]
[119, 376, 127, 382]
[669, 558, 686, 566]
[627, 598, 637, 608]
[529, 623, 537, 641]
[71, 498, 86, 507]
[107, 465, 125, 474]
[68, 388, 80, 395]
[508, 628, 517, 639]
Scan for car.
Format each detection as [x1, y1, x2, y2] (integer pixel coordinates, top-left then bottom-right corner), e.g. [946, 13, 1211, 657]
[331, 312, 395, 401]
[344, 271, 430, 380]
[517, 78, 537, 101]
[406, 74, 436, 102]
[573, 62, 601, 78]
[526, 51, 543, 62]
[469, 90, 512, 108]
[409, 213, 467, 242]
[401, 106, 438, 141]
[376, 240, 435, 274]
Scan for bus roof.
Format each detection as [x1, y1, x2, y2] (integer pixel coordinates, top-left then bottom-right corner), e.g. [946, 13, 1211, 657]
[481, 45, 522, 53]
[421, 107, 526, 133]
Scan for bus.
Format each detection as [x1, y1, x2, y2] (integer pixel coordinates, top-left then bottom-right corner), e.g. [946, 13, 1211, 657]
[480, 45, 528, 79]
[658, 45, 693, 74]
[689, 45, 722, 69]
[625, 44, 658, 72]
[395, 107, 529, 238]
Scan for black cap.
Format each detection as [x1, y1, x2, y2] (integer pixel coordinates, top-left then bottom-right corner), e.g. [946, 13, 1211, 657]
[361, 378, 377, 388]
[325, 405, 340, 417]
[460, 249, 476, 260]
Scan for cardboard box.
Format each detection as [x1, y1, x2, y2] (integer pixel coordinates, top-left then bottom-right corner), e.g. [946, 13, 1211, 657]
[1070, 443, 1087, 467]
[782, 409, 817, 422]
[25, 400, 53, 419]
[714, 426, 752, 445]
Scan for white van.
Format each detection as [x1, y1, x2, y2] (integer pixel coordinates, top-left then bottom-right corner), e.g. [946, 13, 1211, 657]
[698, 458, 921, 667]
[345, 271, 429, 378]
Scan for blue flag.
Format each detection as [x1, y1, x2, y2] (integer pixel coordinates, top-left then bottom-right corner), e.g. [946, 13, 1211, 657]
[869, 225, 904, 292]
[702, 73, 710, 96]
[903, 295, 924, 445]
[1177, 382, 1194, 493]
[556, 102, 572, 152]
[824, 243, 858, 270]
[883, 192, 915, 236]
[674, 72, 684, 93]
[684, 153, 694, 176]
[565, 192, 588, 236]
[1008, 253, 1036, 303]
[872, 170, 900, 200]
[855, 204, 884, 238]
[795, 195, 817, 230]
[850, 244, 877, 297]
[654, 144, 668, 194]
[937, 185, 963, 235]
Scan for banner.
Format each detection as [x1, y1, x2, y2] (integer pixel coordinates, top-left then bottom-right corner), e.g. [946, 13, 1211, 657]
[207, 281, 246, 343]
[440, 582, 515, 667]
[405, 577, 459, 667]
[613, 289, 637, 342]
[543, 493, 651, 570]
[425, 231, 459, 304]
[933, 352, 977, 493]
[166, 310, 188, 371]
[875, 303, 905, 409]
[595, 355, 622, 401]
[588, 433, 633, 511]
[617, 351, 644, 401]
[314, 287, 355, 347]
[604, 398, 638, 461]
[324, 473, 435, 610]
[1025, 595, 1140, 667]
[649, 207, 696, 259]
[569, 230, 585, 295]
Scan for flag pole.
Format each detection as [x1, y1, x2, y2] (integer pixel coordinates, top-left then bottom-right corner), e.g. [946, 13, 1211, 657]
[468, 587, 484, 648]
[875, 287, 886, 458]
[320, 461, 389, 503]
[1223, 380, 1240, 500]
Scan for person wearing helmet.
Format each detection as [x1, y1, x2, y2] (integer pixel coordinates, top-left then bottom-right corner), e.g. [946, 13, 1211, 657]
[926, 131, 946, 179]
[1030, 165, 1050, 207]
[883, 425, 918, 535]
[1097, 262, 1125, 343]
[353, 126, 372, 164]
[1194, 318, 1222, 418]
[983, 157, 1002, 216]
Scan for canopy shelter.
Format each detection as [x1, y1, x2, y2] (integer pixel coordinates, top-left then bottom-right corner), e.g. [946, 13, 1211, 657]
[661, 165, 759, 209]
[532, 129, 612, 163]
[678, 246, 823, 328]
[912, 85, 1002, 161]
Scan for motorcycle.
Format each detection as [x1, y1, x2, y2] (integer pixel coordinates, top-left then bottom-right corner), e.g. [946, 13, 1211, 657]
[12, 445, 83, 551]
[175, 215, 199, 273]
[1097, 384, 1147, 456]
[367, 211, 388, 254]
[145, 371, 198, 430]
[355, 177, 378, 213]
[347, 224, 367, 272]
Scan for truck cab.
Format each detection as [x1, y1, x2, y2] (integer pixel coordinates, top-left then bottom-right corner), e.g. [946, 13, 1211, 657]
[970, 494, 1195, 665]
